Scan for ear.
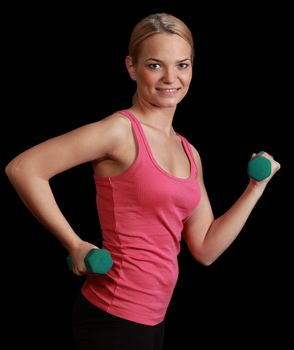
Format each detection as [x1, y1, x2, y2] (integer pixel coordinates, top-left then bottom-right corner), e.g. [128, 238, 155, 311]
[125, 56, 137, 81]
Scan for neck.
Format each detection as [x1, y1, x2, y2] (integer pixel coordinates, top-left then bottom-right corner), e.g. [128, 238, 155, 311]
[130, 105, 176, 135]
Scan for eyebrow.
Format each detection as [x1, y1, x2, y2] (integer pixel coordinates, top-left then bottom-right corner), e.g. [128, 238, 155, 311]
[144, 57, 192, 63]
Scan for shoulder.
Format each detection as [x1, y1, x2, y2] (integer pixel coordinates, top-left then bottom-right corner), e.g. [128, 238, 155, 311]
[96, 111, 133, 143]
[188, 143, 201, 163]
[182, 139, 203, 176]
[52, 111, 133, 158]
[76, 111, 132, 141]
[179, 135, 201, 165]
[91, 111, 132, 133]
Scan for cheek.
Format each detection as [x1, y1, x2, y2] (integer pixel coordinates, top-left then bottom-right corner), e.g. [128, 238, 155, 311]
[180, 75, 192, 90]
[183, 71, 193, 84]
[138, 71, 157, 86]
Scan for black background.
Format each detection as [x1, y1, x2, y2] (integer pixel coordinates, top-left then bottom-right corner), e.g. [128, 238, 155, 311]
[2, 1, 292, 348]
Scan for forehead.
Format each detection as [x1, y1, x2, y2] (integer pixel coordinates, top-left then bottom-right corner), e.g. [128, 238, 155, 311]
[139, 33, 192, 60]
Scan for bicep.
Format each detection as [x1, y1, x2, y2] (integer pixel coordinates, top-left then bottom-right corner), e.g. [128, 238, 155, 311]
[183, 182, 214, 246]
[183, 147, 214, 250]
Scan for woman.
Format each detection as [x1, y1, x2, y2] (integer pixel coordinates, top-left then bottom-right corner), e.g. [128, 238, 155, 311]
[5, 13, 280, 350]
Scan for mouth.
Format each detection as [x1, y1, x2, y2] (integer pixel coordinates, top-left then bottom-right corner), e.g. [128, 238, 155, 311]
[156, 88, 180, 95]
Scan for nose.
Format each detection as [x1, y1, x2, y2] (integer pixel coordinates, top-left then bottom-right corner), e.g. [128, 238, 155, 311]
[162, 67, 176, 83]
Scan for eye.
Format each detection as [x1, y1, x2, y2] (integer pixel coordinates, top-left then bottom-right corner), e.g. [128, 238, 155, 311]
[148, 63, 161, 70]
[178, 63, 190, 69]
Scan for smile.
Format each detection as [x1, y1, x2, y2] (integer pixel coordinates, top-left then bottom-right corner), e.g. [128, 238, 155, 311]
[156, 88, 179, 93]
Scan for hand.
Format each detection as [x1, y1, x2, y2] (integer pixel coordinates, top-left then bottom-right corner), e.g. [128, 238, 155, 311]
[68, 241, 99, 276]
[250, 151, 281, 185]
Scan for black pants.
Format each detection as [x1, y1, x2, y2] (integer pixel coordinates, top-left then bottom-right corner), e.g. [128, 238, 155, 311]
[72, 293, 165, 350]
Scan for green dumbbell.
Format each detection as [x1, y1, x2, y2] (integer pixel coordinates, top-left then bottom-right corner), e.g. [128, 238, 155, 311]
[66, 248, 113, 274]
[247, 152, 271, 181]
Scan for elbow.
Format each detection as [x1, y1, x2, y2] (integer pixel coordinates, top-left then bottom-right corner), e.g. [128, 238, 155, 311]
[200, 260, 213, 267]
[5, 161, 16, 181]
[5, 159, 24, 185]
[191, 250, 219, 267]
[196, 256, 215, 267]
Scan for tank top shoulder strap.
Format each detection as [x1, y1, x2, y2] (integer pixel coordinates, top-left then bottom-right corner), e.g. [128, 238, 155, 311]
[117, 109, 144, 142]
[177, 134, 198, 178]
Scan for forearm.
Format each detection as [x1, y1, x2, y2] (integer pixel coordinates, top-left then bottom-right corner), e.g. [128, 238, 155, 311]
[202, 182, 265, 264]
[7, 171, 82, 253]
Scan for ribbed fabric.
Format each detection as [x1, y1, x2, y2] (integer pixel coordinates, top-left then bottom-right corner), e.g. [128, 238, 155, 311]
[82, 110, 201, 325]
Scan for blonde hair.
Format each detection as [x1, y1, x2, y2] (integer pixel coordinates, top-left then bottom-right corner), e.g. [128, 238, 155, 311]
[128, 13, 194, 65]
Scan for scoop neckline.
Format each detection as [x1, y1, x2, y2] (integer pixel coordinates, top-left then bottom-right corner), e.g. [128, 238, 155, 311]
[123, 110, 193, 182]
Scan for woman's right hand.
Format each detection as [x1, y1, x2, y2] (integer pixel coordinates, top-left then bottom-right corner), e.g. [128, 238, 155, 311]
[68, 241, 99, 276]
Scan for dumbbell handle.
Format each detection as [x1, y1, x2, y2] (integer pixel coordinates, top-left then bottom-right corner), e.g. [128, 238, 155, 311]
[247, 153, 271, 181]
[66, 248, 113, 274]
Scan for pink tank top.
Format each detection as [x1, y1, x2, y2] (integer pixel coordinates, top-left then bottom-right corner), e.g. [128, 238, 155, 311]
[82, 110, 201, 325]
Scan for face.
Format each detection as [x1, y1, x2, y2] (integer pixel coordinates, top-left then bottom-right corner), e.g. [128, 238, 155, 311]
[126, 33, 193, 108]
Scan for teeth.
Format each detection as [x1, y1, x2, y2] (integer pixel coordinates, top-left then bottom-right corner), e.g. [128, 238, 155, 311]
[158, 89, 177, 92]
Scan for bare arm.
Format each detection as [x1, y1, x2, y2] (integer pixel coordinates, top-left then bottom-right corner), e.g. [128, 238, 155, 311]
[183, 149, 281, 266]
[5, 113, 130, 274]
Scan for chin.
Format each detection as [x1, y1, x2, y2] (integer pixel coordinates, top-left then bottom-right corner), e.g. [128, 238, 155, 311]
[152, 102, 177, 109]
[156, 98, 180, 108]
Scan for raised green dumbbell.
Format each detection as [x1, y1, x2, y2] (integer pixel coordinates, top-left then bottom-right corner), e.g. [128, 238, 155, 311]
[67, 248, 113, 274]
[247, 152, 271, 181]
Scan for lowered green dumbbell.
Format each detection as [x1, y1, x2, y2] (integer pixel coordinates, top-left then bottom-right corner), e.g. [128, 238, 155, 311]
[67, 248, 113, 274]
[247, 152, 271, 181]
